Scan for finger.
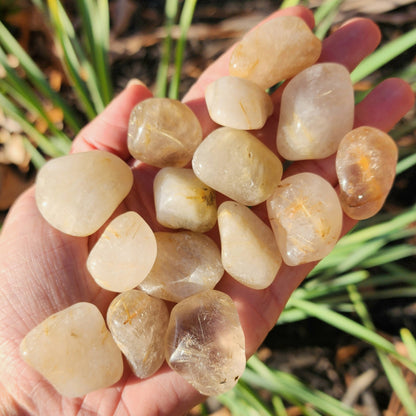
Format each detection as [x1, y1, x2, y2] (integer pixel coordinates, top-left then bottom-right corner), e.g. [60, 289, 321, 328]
[71, 80, 153, 160]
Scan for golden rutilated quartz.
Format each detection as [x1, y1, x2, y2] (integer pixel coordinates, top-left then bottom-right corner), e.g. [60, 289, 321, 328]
[336, 126, 398, 220]
[267, 173, 343, 266]
[165, 290, 246, 396]
[192, 127, 283, 206]
[35, 150, 133, 237]
[20, 303, 123, 397]
[276, 63, 354, 160]
[205, 76, 273, 130]
[218, 201, 282, 289]
[229, 16, 322, 90]
[153, 167, 217, 233]
[87, 211, 157, 292]
[107, 290, 169, 378]
[139, 231, 224, 303]
[127, 97, 203, 168]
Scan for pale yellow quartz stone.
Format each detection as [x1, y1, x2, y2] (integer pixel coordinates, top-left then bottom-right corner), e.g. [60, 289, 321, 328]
[229, 15, 322, 90]
[192, 127, 283, 206]
[165, 290, 246, 396]
[205, 76, 273, 130]
[267, 173, 342, 266]
[87, 211, 157, 292]
[35, 150, 133, 237]
[336, 126, 398, 220]
[218, 201, 281, 289]
[276, 63, 354, 160]
[107, 290, 169, 378]
[139, 231, 224, 303]
[153, 167, 217, 233]
[20, 302, 123, 398]
[127, 97, 203, 168]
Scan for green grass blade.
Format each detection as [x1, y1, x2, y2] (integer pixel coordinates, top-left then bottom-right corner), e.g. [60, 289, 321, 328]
[156, 0, 179, 97]
[272, 396, 289, 416]
[280, 0, 302, 8]
[168, 0, 197, 99]
[22, 137, 46, 169]
[401, 329, 416, 362]
[360, 244, 416, 268]
[0, 19, 81, 132]
[397, 152, 416, 175]
[314, 0, 344, 40]
[351, 27, 416, 84]
[234, 381, 275, 416]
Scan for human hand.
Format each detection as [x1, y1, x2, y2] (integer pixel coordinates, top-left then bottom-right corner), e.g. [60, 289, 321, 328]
[0, 6, 414, 416]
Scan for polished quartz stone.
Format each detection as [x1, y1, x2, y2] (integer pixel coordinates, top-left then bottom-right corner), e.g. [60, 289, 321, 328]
[20, 302, 123, 397]
[229, 16, 321, 90]
[127, 97, 203, 168]
[276, 63, 354, 160]
[218, 201, 281, 289]
[205, 76, 273, 130]
[107, 290, 169, 378]
[87, 211, 157, 292]
[267, 173, 343, 266]
[35, 150, 133, 236]
[336, 126, 398, 220]
[165, 290, 246, 396]
[139, 231, 224, 303]
[154, 167, 217, 233]
[192, 127, 283, 206]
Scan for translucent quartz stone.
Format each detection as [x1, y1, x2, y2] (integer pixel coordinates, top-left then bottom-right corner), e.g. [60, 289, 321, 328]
[20, 302, 123, 398]
[276, 63, 354, 160]
[154, 167, 217, 233]
[127, 97, 203, 168]
[267, 173, 342, 266]
[87, 211, 157, 292]
[336, 126, 398, 220]
[192, 127, 283, 206]
[35, 150, 133, 237]
[165, 290, 246, 396]
[205, 76, 273, 130]
[107, 290, 169, 378]
[229, 16, 321, 90]
[139, 231, 223, 303]
[36, 150, 133, 236]
[218, 201, 281, 289]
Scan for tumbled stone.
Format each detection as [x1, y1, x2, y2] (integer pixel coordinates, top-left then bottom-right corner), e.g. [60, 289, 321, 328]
[20, 302, 123, 397]
[154, 167, 217, 233]
[192, 127, 283, 206]
[205, 76, 273, 130]
[107, 290, 169, 378]
[276, 63, 354, 160]
[267, 173, 342, 266]
[165, 290, 246, 396]
[229, 16, 321, 90]
[87, 211, 157, 292]
[218, 201, 281, 289]
[35, 150, 133, 237]
[139, 231, 223, 303]
[127, 97, 203, 168]
[336, 126, 398, 220]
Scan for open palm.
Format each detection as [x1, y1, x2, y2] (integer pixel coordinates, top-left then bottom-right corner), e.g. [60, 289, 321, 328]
[0, 6, 413, 416]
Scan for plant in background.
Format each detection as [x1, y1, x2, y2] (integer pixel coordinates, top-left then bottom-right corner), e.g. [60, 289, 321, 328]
[1, 0, 416, 414]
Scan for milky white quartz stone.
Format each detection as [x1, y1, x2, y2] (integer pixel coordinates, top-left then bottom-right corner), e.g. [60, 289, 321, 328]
[35, 150, 133, 236]
[20, 302, 123, 397]
[192, 127, 283, 206]
[276, 63, 354, 160]
[139, 231, 224, 303]
[218, 201, 281, 289]
[127, 97, 203, 168]
[165, 290, 246, 396]
[267, 173, 343, 266]
[154, 167, 217, 233]
[107, 290, 169, 378]
[87, 211, 157, 292]
[229, 15, 322, 90]
[205, 76, 273, 130]
[336, 126, 398, 220]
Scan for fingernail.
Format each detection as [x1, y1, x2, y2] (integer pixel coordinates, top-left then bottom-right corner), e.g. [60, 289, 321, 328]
[127, 78, 146, 88]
